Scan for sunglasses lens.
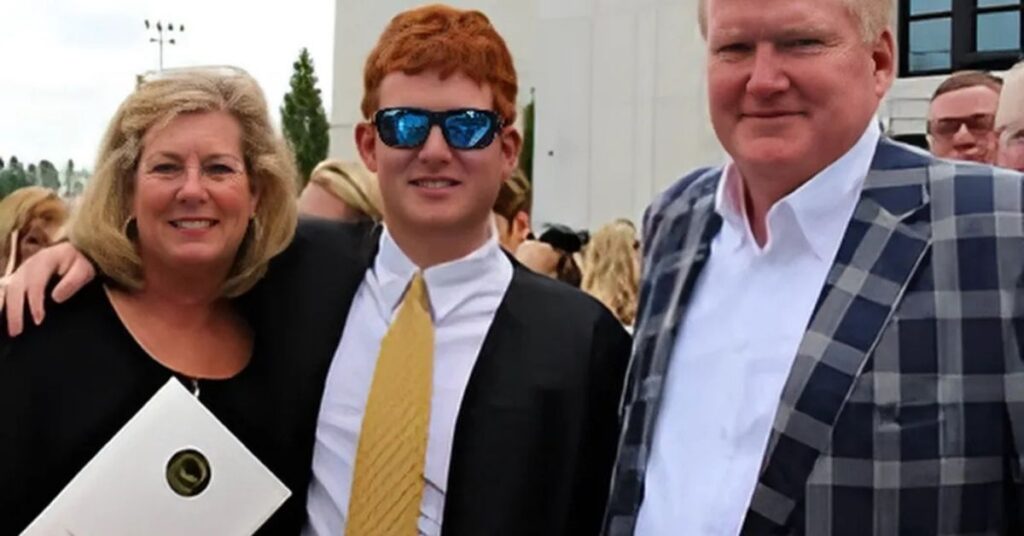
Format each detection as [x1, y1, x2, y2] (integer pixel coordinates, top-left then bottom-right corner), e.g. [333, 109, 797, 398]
[445, 110, 496, 149]
[378, 109, 430, 148]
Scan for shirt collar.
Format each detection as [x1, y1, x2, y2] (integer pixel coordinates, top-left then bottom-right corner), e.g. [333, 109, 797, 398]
[714, 120, 880, 259]
[373, 227, 511, 323]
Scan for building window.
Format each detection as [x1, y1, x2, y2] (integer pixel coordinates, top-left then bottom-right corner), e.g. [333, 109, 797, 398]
[900, 0, 1023, 76]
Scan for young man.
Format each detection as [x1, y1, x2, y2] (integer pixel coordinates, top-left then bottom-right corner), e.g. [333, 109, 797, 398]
[5, 5, 630, 536]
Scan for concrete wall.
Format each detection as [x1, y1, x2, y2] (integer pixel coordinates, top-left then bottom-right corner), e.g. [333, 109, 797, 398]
[331, 0, 722, 231]
[330, 0, 947, 231]
[531, 0, 723, 230]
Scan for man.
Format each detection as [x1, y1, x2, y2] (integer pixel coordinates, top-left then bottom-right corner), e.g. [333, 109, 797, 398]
[604, 0, 1024, 534]
[492, 167, 532, 252]
[926, 70, 1002, 163]
[3, 5, 630, 536]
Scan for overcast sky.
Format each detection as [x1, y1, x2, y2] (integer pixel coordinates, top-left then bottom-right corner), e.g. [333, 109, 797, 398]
[1, 0, 335, 170]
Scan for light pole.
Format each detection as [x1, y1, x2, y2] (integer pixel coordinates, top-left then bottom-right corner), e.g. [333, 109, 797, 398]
[144, 19, 185, 71]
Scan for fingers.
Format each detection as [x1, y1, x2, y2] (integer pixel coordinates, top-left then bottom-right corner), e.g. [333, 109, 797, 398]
[5, 272, 26, 337]
[52, 256, 96, 304]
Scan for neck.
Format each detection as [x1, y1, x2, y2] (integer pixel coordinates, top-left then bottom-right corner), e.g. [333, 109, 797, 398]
[738, 165, 815, 248]
[387, 220, 491, 269]
[134, 261, 229, 315]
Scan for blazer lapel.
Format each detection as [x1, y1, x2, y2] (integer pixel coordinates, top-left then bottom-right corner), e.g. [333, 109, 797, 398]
[605, 169, 723, 530]
[743, 140, 934, 533]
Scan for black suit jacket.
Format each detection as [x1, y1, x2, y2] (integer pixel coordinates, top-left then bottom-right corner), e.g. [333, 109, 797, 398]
[247, 218, 632, 535]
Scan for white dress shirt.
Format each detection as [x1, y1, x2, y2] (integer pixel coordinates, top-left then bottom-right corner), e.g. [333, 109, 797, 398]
[304, 229, 514, 536]
[635, 123, 880, 536]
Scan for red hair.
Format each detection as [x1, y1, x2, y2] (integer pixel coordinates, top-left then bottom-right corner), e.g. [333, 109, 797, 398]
[361, 4, 518, 124]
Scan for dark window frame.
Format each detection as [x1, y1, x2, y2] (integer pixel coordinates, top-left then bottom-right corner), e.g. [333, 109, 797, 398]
[899, 0, 1023, 77]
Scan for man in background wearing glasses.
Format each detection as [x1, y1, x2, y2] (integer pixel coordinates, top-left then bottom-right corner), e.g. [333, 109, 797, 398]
[926, 70, 1002, 164]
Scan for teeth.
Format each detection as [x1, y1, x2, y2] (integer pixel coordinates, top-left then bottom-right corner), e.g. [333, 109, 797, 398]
[174, 220, 213, 229]
[416, 180, 456, 189]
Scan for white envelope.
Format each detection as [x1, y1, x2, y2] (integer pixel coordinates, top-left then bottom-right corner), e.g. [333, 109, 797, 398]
[23, 378, 291, 536]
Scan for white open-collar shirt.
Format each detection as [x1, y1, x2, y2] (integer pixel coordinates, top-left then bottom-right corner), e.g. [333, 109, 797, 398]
[304, 228, 514, 536]
[635, 122, 880, 535]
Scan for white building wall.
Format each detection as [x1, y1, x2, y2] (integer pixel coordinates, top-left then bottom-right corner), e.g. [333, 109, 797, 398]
[331, 0, 722, 231]
[330, 0, 950, 231]
[532, 0, 723, 230]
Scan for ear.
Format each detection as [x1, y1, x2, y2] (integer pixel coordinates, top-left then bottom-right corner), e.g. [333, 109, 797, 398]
[355, 122, 379, 172]
[249, 181, 261, 219]
[512, 210, 531, 241]
[499, 127, 523, 177]
[871, 29, 897, 98]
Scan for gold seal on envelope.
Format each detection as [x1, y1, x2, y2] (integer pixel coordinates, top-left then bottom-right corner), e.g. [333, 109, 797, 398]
[166, 449, 211, 497]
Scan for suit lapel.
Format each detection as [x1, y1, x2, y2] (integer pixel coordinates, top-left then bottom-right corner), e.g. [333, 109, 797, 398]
[604, 170, 723, 530]
[743, 140, 934, 532]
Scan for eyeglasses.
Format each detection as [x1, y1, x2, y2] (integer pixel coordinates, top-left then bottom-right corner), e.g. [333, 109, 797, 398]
[373, 107, 503, 150]
[927, 114, 995, 138]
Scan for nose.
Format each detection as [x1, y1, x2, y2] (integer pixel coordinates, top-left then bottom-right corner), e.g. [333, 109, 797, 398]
[417, 125, 454, 166]
[951, 123, 976, 146]
[746, 44, 790, 97]
[175, 164, 209, 203]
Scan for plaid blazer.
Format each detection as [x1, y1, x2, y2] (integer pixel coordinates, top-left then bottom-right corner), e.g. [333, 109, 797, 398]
[603, 138, 1024, 535]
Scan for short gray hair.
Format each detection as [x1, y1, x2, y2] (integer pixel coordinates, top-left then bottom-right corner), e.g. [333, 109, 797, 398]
[697, 0, 892, 43]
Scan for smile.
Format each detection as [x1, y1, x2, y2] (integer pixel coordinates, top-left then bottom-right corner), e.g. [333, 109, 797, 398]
[410, 178, 461, 189]
[170, 219, 217, 230]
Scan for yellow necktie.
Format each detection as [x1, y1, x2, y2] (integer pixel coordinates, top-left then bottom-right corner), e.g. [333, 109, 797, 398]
[347, 273, 434, 536]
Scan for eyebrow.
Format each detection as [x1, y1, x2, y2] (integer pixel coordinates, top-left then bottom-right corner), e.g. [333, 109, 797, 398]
[712, 21, 832, 41]
[143, 152, 244, 163]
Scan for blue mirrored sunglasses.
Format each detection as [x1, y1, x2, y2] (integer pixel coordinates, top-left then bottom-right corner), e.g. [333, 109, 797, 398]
[373, 107, 503, 150]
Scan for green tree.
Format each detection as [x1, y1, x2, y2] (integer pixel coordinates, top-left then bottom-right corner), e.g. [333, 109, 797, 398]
[0, 156, 32, 198]
[280, 47, 330, 188]
[63, 159, 76, 196]
[26, 163, 38, 185]
[519, 91, 535, 183]
[39, 159, 60, 190]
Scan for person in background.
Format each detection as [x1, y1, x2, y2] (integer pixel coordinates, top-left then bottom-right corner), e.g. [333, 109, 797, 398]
[492, 168, 532, 252]
[0, 186, 68, 277]
[996, 61, 1024, 171]
[297, 159, 383, 222]
[926, 70, 1002, 164]
[581, 219, 639, 329]
[516, 224, 585, 287]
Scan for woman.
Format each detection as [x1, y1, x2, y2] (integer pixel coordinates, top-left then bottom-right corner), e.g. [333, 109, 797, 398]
[297, 159, 383, 222]
[581, 219, 640, 329]
[0, 67, 321, 534]
[0, 186, 68, 276]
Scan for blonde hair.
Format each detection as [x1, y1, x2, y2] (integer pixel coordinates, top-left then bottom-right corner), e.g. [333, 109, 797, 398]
[698, 0, 892, 43]
[0, 186, 68, 273]
[996, 61, 1024, 132]
[582, 219, 640, 327]
[308, 159, 383, 221]
[71, 66, 298, 297]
